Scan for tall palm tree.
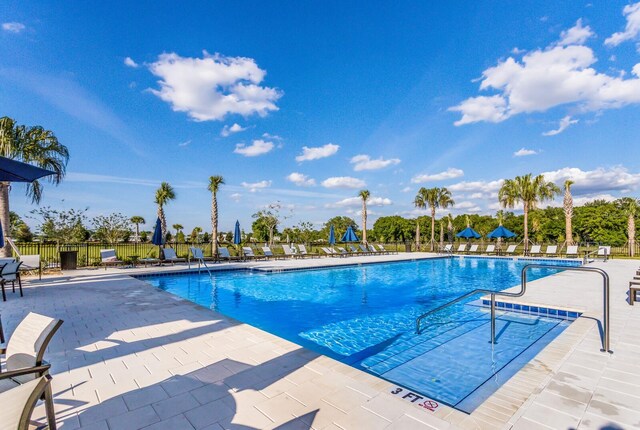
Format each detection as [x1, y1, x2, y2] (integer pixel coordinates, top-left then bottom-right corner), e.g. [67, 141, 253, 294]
[172, 223, 183, 243]
[498, 174, 560, 254]
[563, 180, 574, 246]
[154, 182, 176, 239]
[415, 187, 455, 251]
[358, 189, 370, 245]
[130, 216, 145, 242]
[620, 198, 639, 257]
[0, 117, 69, 256]
[414, 194, 425, 250]
[208, 175, 225, 255]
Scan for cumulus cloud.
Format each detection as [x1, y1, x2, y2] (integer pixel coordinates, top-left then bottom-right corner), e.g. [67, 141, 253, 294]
[448, 180, 504, 194]
[2, 22, 25, 33]
[542, 116, 579, 136]
[230, 193, 242, 202]
[605, 2, 640, 46]
[455, 201, 482, 212]
[326, 196, 392, 208]
[147, 51, 282, 121]
[350, 154, 401, 171]
[124, 57, 139, 68]
[221, 123, 247, 137]
[557, 19, 594, 46]
[513, 148, 538, 157]
[321, 176, 366, 189]
[286, 172, 316, 187]
[241, 180, 272, 192]
[401, 186, 412, 193]
[542, 166, 640, 194]
[262, 132, 282, 140]
[233, 139, 274, 157]
[295, 143, 339, 162]
[450, 12, 640, 128]
[178, 140, 191, 147]
[411, 168, 464, 183]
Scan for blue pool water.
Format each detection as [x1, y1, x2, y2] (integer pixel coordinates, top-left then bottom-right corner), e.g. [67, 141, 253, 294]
[140, 257, 580, 412]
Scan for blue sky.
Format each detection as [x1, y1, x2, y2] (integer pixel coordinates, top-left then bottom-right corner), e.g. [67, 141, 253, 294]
[2, 1, 640, 233]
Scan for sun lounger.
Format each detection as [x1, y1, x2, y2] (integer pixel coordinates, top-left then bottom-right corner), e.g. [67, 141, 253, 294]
[297, 244, 319, 258]
[368, 245, 380, 254]
[529, 245, 542, 256]
[18, 255, 42, 279]
[485, 244, 496, 255]
[282, 245, 301, 259]
[100, 249, 124, 270]
[164, 248, 187, 264]
[0, 312, 63, 429]
[441, 244, 453, 254]
[468, 244, 479, 254]
[358, 244, 372, 254]
[0, 374, 54, 430]
[1, 261, 23, 302]
[566, 245, 579, 258]
[262, 246, 285, 260]
[377, 244, 392, 254]
[544, 245, 558, 257]
[321, 247, 336, 257]
[456, 244, 467, 253]
[218, 247, 240, 262]
[504, 245, 517, 255]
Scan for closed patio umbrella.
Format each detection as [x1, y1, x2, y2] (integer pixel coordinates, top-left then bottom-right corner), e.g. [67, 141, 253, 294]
[0, 219, 4, 248]
[151, 217, 163, 259]
[328, 225, 336, 245]
[233, 221, 241, 244]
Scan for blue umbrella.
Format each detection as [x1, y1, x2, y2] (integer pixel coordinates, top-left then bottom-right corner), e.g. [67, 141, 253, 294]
[456, 227, 481, 239]
[341, 225, 359, 242]
[151, 217, 163, 245]
[328, 225, 336, 245]
[0, 156, 56, 182]
[0, 219, 4, 248]
[233, 220, 241, 245]
[487, 225, 516, 239]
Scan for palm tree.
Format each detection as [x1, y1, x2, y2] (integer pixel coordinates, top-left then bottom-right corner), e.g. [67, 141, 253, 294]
[414, 187, 454, 251]
[620, 198, 639, 257]
[498, 174, 560, 254]
[208, 175, 225, 255]
[358, 189, 370, 245]
[563, 180, 574, 246]
[0, 117, 69, 256]
[130, 216, 145, 242]
[154, 182, 176, 239]
[414, 194, 425, 250]
[172, 223, 183, 243]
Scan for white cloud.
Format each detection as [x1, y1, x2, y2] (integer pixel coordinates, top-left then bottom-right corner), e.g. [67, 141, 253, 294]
[605, 2, 640, 46]
[326, 196, 392, 208]
[321, 176, 366, 189]
[542, 166, 640, 194]
[450, 14, 640, 128]
[558, 19, 594, 46]
[147, 51, 282, 121]
[542, 115, 579, 136]
[124, 57, 139, 68]
[2, 22, 25, 33]
[455, 201, 482, 212]
[178, 140, 191, 147]
[295, 143, 339, 162]
[350, 154, 401, 171]
[230, 193, 242, 202]
[286, 172, 316, 187]
[513, 148, 538, 157]
[233, 139, 274, 157]
[448, 180, 504, 193]
[401, 186, 412, 193]
[262, 132, 282, 140]
[241, 180, 272, 192]
[221, 123, 247, 137]
[411, 168, 464, 183]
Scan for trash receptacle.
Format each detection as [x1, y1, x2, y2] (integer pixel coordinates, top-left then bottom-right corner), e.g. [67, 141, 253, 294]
[59, 250, 78, 270]
[404, 242, 412, 253]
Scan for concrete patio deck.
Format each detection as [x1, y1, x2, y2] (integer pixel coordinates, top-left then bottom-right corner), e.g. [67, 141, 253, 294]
[1, 253, 639, 429]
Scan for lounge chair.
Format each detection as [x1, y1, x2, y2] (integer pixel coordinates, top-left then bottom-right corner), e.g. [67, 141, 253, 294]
[0, 312, 63, 429]
[358, 244, 372, 254]
[320, 247, 334, 257]
[281, 245, 300, 259]
[441, 244, 453, 254]
[0, 375, 55, 430]
[468, 244, 479, 254]
[261, 246, 284, 260]
[545, 245, 558, 257]
[456, 244, 467, 253]
[218, 247, 240, 262]
[18, 255, 42, 279]
[566, 245, 579, 258]
[164, 248, 187, 264]
[1, 261, 23, 302]
[368, 244, 380, 254]
[297, 244, 319, 258]
[100, 249, 124, 270]
[485, 244, 496, 255]
[377, 244, 391, 254]
[597, 246, 611, 259]
[504, 245, 517, 256]
[242, 247, 264, 260]
[529, 245, 542, 256]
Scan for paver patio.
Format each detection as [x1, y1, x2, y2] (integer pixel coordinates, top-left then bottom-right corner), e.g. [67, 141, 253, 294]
[1, 253, 639, 429]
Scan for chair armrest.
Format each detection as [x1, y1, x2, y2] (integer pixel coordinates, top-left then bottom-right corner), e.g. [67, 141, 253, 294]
[0, 363, 51, 380]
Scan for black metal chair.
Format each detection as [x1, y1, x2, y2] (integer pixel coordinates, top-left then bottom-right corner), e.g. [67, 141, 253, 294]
[0, 261, 23, 301]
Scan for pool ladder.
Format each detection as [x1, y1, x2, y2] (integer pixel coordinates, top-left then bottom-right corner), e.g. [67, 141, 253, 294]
[414, 264, 612, 353]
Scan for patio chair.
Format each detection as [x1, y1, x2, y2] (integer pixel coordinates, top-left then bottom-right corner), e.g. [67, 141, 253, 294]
[377, 244, 391, 254]
[1, 261, 23, 302]
[281, 245, 301, 259]
[0, 375, 55, 430]
[359, 244, 372, 254]
[468, 244, 479, 254]
[566, 245, 579, 258]
[100, 249, 124, 270]
[18, 255, 42, 280]
[348, 244, 360, 254]
[456, 244, 467, 253]
[0, 312, 63, 429]
[545, 245, 558, 257]
[528, 245, 542, 256]
[218, 247, 240, 262]
[261, 246, 284, 260]
[336, 247, 351, 256]
[597, 246, 611, 259]
[441, 244, 453, 254]
[368, 244, 380, 254]
[297, 244, 319, 258]
[163, 248, 187, 265]
[484, 244, 496, 255]
[242, 247, 264, 260]
[504, 245, 517, 255]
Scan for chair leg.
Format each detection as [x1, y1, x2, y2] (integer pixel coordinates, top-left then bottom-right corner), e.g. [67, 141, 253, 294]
[18, 274, 23, 297]
[44, 381, 58, 430]
[0, 316, 4, 343]
[1, 282, 5, 302]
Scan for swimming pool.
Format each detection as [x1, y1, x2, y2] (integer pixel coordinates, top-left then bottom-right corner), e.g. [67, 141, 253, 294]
[139, 257, 580, 412]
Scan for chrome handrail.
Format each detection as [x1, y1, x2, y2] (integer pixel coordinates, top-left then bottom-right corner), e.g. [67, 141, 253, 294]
[583, 248, 609, 264]
[415, 264, 612, 353]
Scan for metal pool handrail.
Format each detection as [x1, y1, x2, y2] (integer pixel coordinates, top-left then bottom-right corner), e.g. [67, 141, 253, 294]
[415, 264, 612, 354]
